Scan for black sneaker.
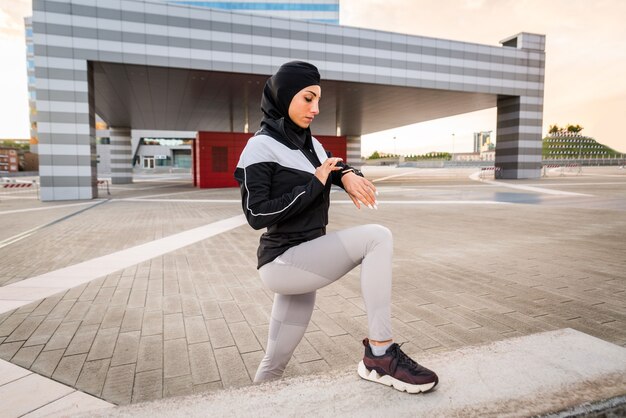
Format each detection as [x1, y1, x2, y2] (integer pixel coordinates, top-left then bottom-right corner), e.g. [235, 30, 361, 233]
[357, 338, 439, 393]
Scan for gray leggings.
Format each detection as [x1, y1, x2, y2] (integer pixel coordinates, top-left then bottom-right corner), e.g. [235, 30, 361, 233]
[255, 224, 393, 383]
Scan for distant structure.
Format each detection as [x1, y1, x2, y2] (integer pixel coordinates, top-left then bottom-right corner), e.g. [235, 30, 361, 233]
[26, 0, 545, 200]
[542, 131, 620, 160]
[473, 131, 494, 153]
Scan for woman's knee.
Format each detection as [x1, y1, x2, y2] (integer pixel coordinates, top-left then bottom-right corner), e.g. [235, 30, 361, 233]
[362, 224, 393, 246]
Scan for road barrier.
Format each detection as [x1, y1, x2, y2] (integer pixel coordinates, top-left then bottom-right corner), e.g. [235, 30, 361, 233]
[479, 166, 501, 179]
[97, 179, 111, 195]
[542, 163, 582, 177]
[0, 179, 39, 199]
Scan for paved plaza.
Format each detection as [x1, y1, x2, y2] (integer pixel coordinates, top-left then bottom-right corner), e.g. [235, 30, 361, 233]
[0, 166, 625, 415]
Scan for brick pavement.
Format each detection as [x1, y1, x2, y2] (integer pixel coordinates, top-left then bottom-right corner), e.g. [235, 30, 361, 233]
[0, 167, 625, 406]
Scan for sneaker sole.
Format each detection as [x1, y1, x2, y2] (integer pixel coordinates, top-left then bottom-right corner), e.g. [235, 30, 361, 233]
[357, 361, 437, 394]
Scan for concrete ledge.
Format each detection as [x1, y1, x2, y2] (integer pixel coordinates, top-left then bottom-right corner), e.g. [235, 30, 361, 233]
[88, 328, 626, 417]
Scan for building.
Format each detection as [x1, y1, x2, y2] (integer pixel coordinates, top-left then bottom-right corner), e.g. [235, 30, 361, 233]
[74, 1, 340, 176]
[473, 131, 493, 153]
[25, 17, 38, 154]
[28, 0, 545, 200]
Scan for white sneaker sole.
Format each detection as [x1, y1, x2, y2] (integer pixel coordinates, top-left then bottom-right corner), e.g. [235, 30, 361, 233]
[357, 361, 437, 394]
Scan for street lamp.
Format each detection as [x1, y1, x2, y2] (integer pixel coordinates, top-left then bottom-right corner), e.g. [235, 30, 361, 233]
[451, 133, 455, 163]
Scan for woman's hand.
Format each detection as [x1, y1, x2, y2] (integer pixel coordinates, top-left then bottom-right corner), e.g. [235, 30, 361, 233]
[341, 172, 378, 209]
[315, 157, 343, 185]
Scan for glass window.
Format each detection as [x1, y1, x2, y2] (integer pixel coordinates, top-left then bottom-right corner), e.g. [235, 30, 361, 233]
[26, 28, 33, 37]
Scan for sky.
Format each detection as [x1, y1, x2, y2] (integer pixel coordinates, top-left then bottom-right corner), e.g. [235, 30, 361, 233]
[1, 0, 625, 156]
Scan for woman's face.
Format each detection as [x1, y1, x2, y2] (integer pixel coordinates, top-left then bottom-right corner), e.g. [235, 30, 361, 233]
[288, 85, 321, 129]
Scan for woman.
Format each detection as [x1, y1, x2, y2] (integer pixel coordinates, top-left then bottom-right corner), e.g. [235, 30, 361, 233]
[234, 61, 438, 393]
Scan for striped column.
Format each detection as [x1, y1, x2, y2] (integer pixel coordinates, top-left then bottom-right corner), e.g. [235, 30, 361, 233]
[346, 136, 362, 167]
[109, 128, 133, 184]
[35, 56, 96, 201]
[495, 95, 544, 179]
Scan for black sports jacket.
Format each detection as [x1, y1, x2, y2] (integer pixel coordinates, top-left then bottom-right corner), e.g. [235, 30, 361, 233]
[234, 131, 361, 269]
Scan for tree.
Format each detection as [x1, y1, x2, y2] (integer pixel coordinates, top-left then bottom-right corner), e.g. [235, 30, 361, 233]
[368, 151, 381, 160]
[566, 124, 583, 133]
[548, 124, 560, 134]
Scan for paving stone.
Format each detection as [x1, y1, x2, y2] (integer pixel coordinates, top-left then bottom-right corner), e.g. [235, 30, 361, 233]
[74, 358, 111, 397]
[102, 364, 135, 405]
[120, 308, 144, 332]
[31, 295, 64, 316]
[142, 310, 163, 336]
[179, 279, 196, 297]
[117, 275, 134, 290]
[132, 369, 163, 403]
[111, 331, 141, 367]
[127, 290, 147, 309]
[83, 303, 108, 325]
[132, 277, 149, 292]
[103, 274, 121, 289]
[145, 293, 163, 312]
[0, 341, 24, 361]
[163, 278, 179, 295]
[87, 327, 120, 361]
[181, 295, 202, 317]
[136, 334, 163, 373]
[408, 319, 465, 350]
[164, 313, 186, 341]
[229, 287, 254, 305]
[163, 295, 182, 314]
[212, 285, 233, 301]
[164, 375, 193, 398]
[62, 284, 87, 300]
[94, 287, 116, 304]
[251, 324, 269, 351]
[79, 285, 101, 302]
[164, 338, 190, 378]
[52, 353, 87, 386]
[65, 323, 100, 356]
[30, 348, 64, 377]
[213, 346, 251, 388]
[240, 350, 263, 380]
[218, 301, 245, 323]
[5, 315, 46, 343]
[327, 312, 369, 340]
[311, 310, 348, 337]
[229, 321, 262, 354]
[184, 316, 209, 344]
[64, 301, 92, 322]
[188, 342, 220, 385]
[0, 313, 29, 338]
[11, 344, 44, 368]
[192, 381, 223, 395]
[200, 300, 223, 319]
[43, 320, 81, 351]
[47, 299, 76, 319]
[147, 279, 163, 294]
[240, 304, 271, 327]
[110, 288, 131, 306]
[292, 335, 322, 363]
[21, 318, 62, 347]
[390, 318, 441, 350]
[303, 331, 352, 367]
[101, 305, 126, 329]
[13, 301, 40, 315]
[206, 318, 235, 349]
